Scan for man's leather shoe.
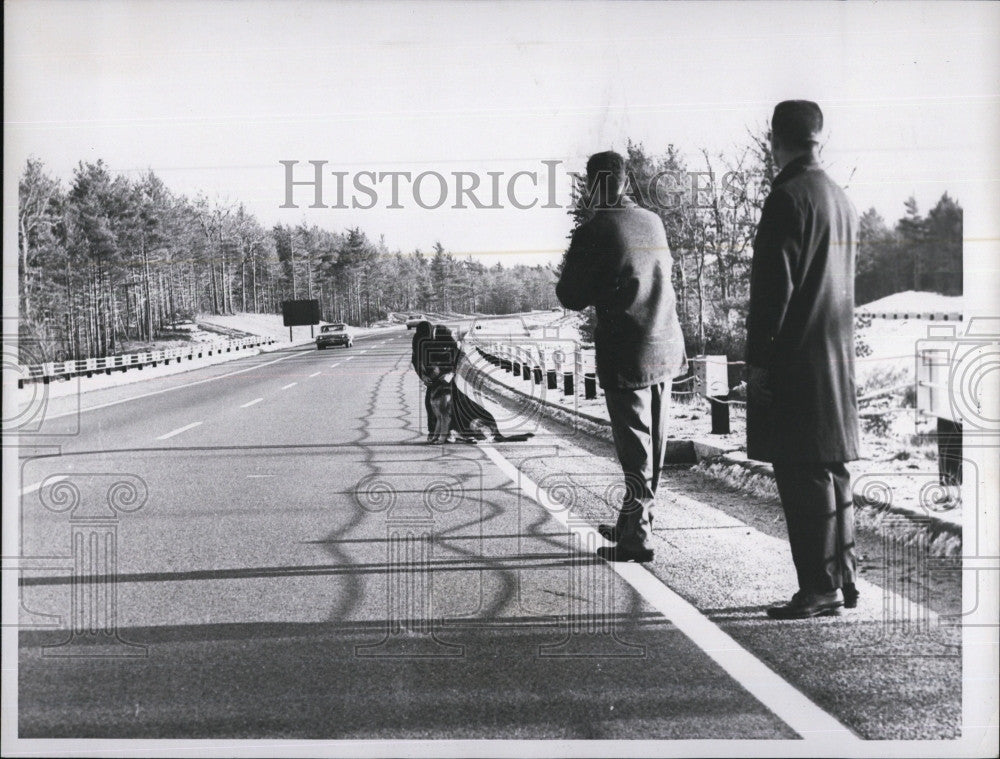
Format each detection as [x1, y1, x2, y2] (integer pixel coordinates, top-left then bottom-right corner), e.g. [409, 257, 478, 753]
[842, 583, 859, 609]
[596, 543, 654, 562]
[767, 589, 843, 619]
[598, 513, 654, 542]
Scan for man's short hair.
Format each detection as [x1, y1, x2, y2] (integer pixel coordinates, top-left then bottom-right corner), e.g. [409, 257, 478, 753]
[771, 100, 823, 150]
[586, 150, 626, 197]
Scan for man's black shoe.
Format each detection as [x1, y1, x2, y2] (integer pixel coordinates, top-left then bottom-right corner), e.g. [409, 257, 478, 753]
[766, 590, 843, 619]
[596, 544, 654, 563]
[843, 583, 859, 609]
[598, 513, 654, 543]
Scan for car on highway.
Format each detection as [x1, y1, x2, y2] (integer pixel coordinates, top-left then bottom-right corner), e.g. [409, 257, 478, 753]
[316, 323, 354, 349]
[405, 314, 427, 330]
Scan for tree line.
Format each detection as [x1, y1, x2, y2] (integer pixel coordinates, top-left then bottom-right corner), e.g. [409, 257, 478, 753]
[17, 159, 557, 361]
[856, 195, 962, 306]
[17, 149, 962, 364]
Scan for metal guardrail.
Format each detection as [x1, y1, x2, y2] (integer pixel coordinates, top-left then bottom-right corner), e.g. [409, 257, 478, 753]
[470, 338, 744, 435]
[472, 338, 599, 399]
[15, 335, 277, 388]
[857, 311, 962, 322]
[470, 337, 740, 399]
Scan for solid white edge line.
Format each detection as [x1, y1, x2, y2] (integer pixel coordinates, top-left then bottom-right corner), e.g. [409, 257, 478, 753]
[240, 398, 264, 408]
[480, 444, 864, 747]
[280, 382, 298, 390]
[155, 421, 203, 440]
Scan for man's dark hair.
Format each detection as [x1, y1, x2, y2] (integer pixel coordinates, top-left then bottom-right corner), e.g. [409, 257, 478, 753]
[771, 100, 823, 151]
[586, 150, 627, 199]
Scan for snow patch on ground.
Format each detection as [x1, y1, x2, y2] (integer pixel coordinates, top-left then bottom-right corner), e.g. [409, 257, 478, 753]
[860, 291, 962, 314]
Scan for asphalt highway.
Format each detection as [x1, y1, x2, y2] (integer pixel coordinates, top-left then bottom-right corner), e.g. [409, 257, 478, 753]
[15, 328, 960, 741]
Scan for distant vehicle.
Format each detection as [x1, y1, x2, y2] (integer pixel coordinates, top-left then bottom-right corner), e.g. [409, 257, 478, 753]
[316, 323, 353, 349]
[405, 314, 427, 330]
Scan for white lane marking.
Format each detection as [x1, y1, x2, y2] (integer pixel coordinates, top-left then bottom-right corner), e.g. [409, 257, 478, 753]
[19, 475, 68, 497]
[156, 421, 203, 440]
[280, 382, 298, 390]
[240, 398, 264, 408]
[41, 350, 305, 421]
[480, 445, 863, 746]
[308, 371, 321, 378]
[343, 356, 354, 362]
[329, 363, 341, 369]
[246, 474, 276, 479]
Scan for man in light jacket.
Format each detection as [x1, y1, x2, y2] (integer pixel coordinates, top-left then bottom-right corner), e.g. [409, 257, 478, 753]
[556, 151, 686, 562]
[746, 101, 861, 618]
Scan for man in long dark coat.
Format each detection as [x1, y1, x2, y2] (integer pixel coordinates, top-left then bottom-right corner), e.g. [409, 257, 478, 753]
[557, 151, 686, 562]
[746, 100, 861, 619]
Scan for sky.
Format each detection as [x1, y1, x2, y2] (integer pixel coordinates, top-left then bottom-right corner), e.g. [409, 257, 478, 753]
[5, 0, 1000, 268]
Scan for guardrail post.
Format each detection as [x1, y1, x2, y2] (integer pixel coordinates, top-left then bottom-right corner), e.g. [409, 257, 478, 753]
[937, 418, 963, 485]
[709, 396, 731, 434]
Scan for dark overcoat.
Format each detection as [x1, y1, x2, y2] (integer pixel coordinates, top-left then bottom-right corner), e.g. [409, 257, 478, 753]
[746, 155, 860, 463]
[556, 199, 686, 389]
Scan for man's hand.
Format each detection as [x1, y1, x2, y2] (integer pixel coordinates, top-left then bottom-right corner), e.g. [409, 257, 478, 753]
[748, 365, 773, 405]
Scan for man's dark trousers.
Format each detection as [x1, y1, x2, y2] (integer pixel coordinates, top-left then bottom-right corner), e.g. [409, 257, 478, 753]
[424, 385, 437, 435]
[604, 381, 669, 535]
[771, 462, 857, 593]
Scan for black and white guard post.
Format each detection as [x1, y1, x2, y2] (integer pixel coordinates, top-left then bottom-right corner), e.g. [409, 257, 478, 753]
[693, 355, 730, 435]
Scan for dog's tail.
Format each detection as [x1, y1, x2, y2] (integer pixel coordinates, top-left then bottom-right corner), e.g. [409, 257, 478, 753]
[492, 432, 535, 442]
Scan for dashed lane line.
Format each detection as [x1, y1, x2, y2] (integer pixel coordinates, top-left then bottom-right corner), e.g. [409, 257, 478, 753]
[280, 382, 298, 390]
[155, 421, 203, 440]
[480, 444, 864, 748]
[308, 372, 321, 378]
[240, 398, 264, 408]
